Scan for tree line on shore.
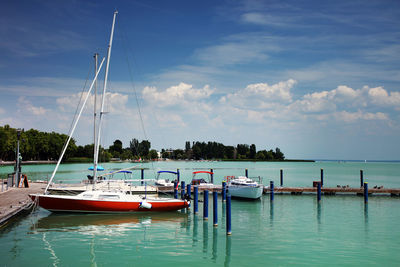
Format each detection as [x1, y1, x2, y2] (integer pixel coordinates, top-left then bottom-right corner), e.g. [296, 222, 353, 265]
[0, 125, 285, 162]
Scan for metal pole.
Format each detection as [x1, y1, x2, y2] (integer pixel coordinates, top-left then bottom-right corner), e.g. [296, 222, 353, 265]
[187, 184, 191, 198]
[245, 169, 248, 178]
[210, 169, 213, 184]
[280, 169, 283, 187]
[93, 53, 98, 180]
[141, 168, 144, 186]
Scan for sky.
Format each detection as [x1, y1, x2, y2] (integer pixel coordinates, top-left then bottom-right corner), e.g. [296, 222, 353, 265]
[1, 0, 400, 160]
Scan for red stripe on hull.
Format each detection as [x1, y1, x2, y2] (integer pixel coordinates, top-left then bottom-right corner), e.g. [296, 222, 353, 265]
[30, 195, 188, 213]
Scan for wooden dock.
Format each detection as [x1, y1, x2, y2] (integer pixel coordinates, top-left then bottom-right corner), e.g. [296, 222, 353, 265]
[0, 182, 45, 227]
[158, 185, 400, 196]
[264, 186, 400, 196]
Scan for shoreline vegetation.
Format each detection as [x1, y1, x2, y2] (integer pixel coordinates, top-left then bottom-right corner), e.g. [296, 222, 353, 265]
[1, 124, 298, 164]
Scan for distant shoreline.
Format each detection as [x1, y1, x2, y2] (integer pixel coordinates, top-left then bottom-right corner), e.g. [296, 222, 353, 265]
[0, 160, 57, 166]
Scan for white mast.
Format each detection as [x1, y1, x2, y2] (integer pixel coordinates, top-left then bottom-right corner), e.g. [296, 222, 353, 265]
[93, 53, 98, 179]
[93, 10, 118, 182]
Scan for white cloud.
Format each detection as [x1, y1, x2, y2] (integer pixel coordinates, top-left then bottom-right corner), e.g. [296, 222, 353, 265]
[220, 79, 296, 109]
[334, 110, 388, 122]
[17, 97, 48, 116]
[368, 86, 400, 107]
[142, 82, 213, 107]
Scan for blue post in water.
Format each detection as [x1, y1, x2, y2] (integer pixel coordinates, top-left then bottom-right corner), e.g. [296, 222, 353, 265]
[245, 169, 248, 178]
[226, 194, 232, 235]
[270, 181, 274, 201]
[174, 181, 178, 199]
[177, 169, 180, 183]
[213, 191, 218, 226]
[317, 181, 321, 202]
[141, 168, 144, 185]
[194, 186, 199, 214]
[364, 182, 368, 203]
[187, 184, 191, 198]
[320, 169, 324, 187]
[280, 169, 283, 187]
[210, 169, 214, 184]
[222, 181, 226, 202]
[204, 190, 209, 220]
[181, 181, 186, 200]
[360, 170, 364, 188]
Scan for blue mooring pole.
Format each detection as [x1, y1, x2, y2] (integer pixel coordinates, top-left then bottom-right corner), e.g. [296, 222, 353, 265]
[317, 181, 321, 202]
[364, 182, 368, 203]
[141, 168, 144, 185]
[226, 194, 232, 235]
[222, 181, 226, 202]
[245, 169, 248, 178]
[187, 184, 191, 198]
[280, 169, 283, 187]
[320, 169, 324, 187]
[360, 170, 364, 187]
[177, 169, 180, 183]
[181, 181, 186, 200]
[204, 190, 209, 220]
[174, 181, 178, 199]
[270, 181, 274, 201]
[194, 186, 199, 214]
[210, 169, 214, 184]
[213, 191, 218, 226]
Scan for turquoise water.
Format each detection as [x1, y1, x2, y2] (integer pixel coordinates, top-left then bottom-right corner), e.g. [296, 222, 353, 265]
[1, 161, 400, 266]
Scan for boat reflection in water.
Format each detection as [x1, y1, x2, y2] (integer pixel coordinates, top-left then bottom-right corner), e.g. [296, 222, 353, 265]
[31, 212, 189, 234]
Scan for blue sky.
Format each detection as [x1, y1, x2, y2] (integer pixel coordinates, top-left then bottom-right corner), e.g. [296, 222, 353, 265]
[1, 0, 400, 160]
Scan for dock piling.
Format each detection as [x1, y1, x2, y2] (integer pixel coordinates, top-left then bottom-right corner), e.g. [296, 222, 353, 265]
[364, 182, 368, 203]
[226, 194, 232, 235]
[187, 184, 191, 198]
[174, 181, 178, 199]
[270, 181, 274, 201]
[280, 169, 283, 187]
[360, 170, 364, 187]
[321, 169, 324, 187]
[213, 191, 218, 226]
[181, 181, 186, 199]
[245, 169, 248, 178]
[204, 190, 209, 220]
[222, 181, 226, 201]
[194, 186, 199, 214]
[317, 181, 321, 202]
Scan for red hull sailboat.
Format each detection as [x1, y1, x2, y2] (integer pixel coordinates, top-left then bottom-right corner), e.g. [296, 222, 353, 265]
[30, 11, 189, 213]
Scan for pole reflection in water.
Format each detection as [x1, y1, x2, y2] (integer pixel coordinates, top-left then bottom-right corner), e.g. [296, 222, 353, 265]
[269, 202, 274, 226]
[193, 215, 199, 246]
[224, 236, 231, 267]
[317, 202, 321, 225]
[42, 232, 60, 267]
[212, 227, 218, 261]
[203, 221, 208, 254]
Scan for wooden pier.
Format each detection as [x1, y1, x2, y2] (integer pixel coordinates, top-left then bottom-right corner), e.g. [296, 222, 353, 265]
[0, 182, 45, 227]
[264, 186, 400, 196]
[158, 185, 400, 196]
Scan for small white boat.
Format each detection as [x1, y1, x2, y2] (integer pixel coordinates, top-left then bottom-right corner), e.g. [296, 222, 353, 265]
[191, 171, 215, 188]
[155, 170, 179, 187]
[226, 176, 263, 199]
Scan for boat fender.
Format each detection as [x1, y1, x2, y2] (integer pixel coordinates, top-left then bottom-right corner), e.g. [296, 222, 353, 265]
[139, 201, 152, 209]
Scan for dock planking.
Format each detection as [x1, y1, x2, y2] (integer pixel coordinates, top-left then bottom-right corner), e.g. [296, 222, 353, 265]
[0, 182, 45, 227]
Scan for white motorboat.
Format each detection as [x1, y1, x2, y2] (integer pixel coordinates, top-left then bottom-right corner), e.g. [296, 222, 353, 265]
[226, 176, 263, 199]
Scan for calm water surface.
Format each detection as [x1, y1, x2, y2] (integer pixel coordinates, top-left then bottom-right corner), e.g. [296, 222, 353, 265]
[0, 161, 399, 266]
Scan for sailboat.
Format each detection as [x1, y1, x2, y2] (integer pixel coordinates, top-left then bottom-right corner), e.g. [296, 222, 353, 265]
[29, 11, 189, 213]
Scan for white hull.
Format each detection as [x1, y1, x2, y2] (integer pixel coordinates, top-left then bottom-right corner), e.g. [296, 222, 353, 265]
[228, 185, 263, 199]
